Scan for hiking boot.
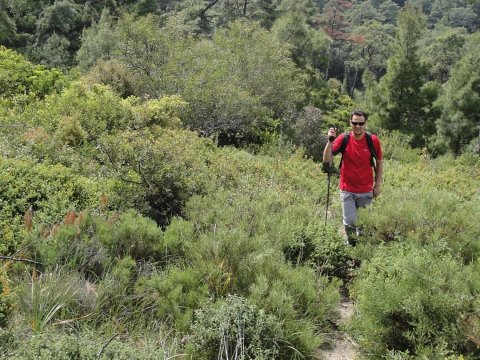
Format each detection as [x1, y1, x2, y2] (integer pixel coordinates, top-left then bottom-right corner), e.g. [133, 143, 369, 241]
[346, 237, 357, 247]
[355, 225, 364, 238]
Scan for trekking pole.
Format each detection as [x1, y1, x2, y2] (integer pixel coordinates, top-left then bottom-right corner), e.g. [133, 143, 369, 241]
[324, 161, 331, 228]
[324, 133, 336, 228]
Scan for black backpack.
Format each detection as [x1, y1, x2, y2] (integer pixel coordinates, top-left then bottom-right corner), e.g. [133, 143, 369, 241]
[333, 131, 379, 172]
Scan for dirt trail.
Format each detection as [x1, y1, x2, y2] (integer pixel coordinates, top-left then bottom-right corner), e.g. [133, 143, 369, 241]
[317, 295, 358, 360]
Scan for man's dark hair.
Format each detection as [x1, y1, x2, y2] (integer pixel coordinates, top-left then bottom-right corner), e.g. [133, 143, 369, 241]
[350, 110, 368, 121]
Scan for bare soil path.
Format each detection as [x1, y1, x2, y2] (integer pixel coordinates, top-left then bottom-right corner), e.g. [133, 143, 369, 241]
[317, 294, 358, 360]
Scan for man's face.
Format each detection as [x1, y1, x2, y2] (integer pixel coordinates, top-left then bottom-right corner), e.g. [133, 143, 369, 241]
[350, 114, 366, 136]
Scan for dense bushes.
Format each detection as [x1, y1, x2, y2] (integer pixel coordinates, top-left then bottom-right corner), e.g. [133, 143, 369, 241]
[0, 142, 341, 358]
[4, 330, 182, 360]
[346, 152, 480, 359]
[350, 243, 480, 358]
[356, 154, 480, 263]
[1, 45, 479, 359]
[33, 210, 169, 274]
[2, 115, 478, 359]
[0, 46, 66, 103]
[190, 295, 283, 359]
[0, 265, 13, 328]
[0, 158, 101, 253]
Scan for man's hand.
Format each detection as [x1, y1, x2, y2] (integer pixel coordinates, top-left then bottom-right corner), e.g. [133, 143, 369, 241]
[323, 127, 337, 163]
[373, 186, 381, 198]
[328, 127, 337, 142]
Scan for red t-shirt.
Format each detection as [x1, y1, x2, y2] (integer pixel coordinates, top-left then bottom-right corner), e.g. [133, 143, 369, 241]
[332, 133, 383, 193]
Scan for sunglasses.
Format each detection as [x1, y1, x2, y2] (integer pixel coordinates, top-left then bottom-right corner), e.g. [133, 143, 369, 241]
[351, 121, 365, 126]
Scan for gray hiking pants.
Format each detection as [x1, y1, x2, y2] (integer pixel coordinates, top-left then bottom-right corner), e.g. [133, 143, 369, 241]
[340, 190, 373, 239]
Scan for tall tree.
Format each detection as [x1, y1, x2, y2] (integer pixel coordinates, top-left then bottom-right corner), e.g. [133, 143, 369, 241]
[342, 0, 398, 93]
[171, 20, 304, 143]
[418, 25, 467, 83]
[429, 0, 479, 32]
[433, 32, 480, 155]
[76, 8, 116, 71]
[110, 17, 304, 143]
[345, 21, 394, 94]
[33, 0, 83, 68]
[314, 0, 353, 79]
[271, 10, 330, 71]
[0, 0, 16, 45]
[371, 3, 431, 146]
[114, 14, 177, 97]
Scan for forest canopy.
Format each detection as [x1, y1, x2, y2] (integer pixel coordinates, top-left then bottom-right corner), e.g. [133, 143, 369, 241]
[1, 0, 479, 154]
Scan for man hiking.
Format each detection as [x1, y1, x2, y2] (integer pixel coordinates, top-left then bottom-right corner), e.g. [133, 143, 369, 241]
[323, 110, 383, 246]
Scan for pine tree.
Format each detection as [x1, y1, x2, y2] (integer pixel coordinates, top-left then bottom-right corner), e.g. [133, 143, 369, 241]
[374, 3, 430, 146]
[433, 32, 480, 155]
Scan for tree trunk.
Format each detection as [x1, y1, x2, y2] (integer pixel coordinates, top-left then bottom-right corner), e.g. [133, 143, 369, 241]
[350, 69, 359, 97]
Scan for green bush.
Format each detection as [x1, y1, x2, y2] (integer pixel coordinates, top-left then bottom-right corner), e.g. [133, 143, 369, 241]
[385, 154, 480, 201]
[357, 184, 480, 263]
[28, 211, 196, 330]
[189, 294, 283, 359]
[123, 95, 186, 129]
[0, 46, 66, 102]
[248, 267, 340, 357]
[84, 59, 139, 98]
[171, 149, 341, 357]
[5, 329, 183, 360]
[34, 215, 112, 279]
[16, 270, 96, 332]
[350, 242, 480, 358]
[284, 222, 350, 279]
[134, 266, 210, 333]
[34, 210, 170, 276]
[103, 210, 165, 261]
[0, 265, 13, 328]
[0, 158, 100, 254]
[98, 128, 214, 225]
[94, 257, 137, 324]
[378, 129, 420, 163]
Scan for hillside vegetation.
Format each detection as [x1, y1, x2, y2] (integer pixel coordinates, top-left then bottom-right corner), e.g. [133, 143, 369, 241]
[0, 0, 479, 359]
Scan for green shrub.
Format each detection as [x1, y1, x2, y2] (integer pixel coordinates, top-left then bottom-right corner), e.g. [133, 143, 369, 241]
[160, 217, 193, 264]
[84, 59, 139, 98]
[189, 294, 283, 359]
[358, 184, 480, 263]
[16, 270, 96, 332]
[30, 211, 193, 329]
[34, 210, 170, 277]
[284, 222, 350, 279]
[46, 82, 133, 140]
[384, 154, 479, 201]
[134, 266, 210, 333]
[34, 215, 112, 279]
[172, 149, 341, 357]
[5, 329, 183, 360]
[94, 257, 137, 325]
[0, 158, 100, 254]
[350, 242, 480, 358]
[378, 130, 420, 163]
[98, 128, 214, 225]
[104, 210, 165, 261]
[249, 267, 340, 358]
[53, 116, 88, 146]
[0, 46, 66, 102]
[0, 265, 13, 328]
[124, 95, 186, 129]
